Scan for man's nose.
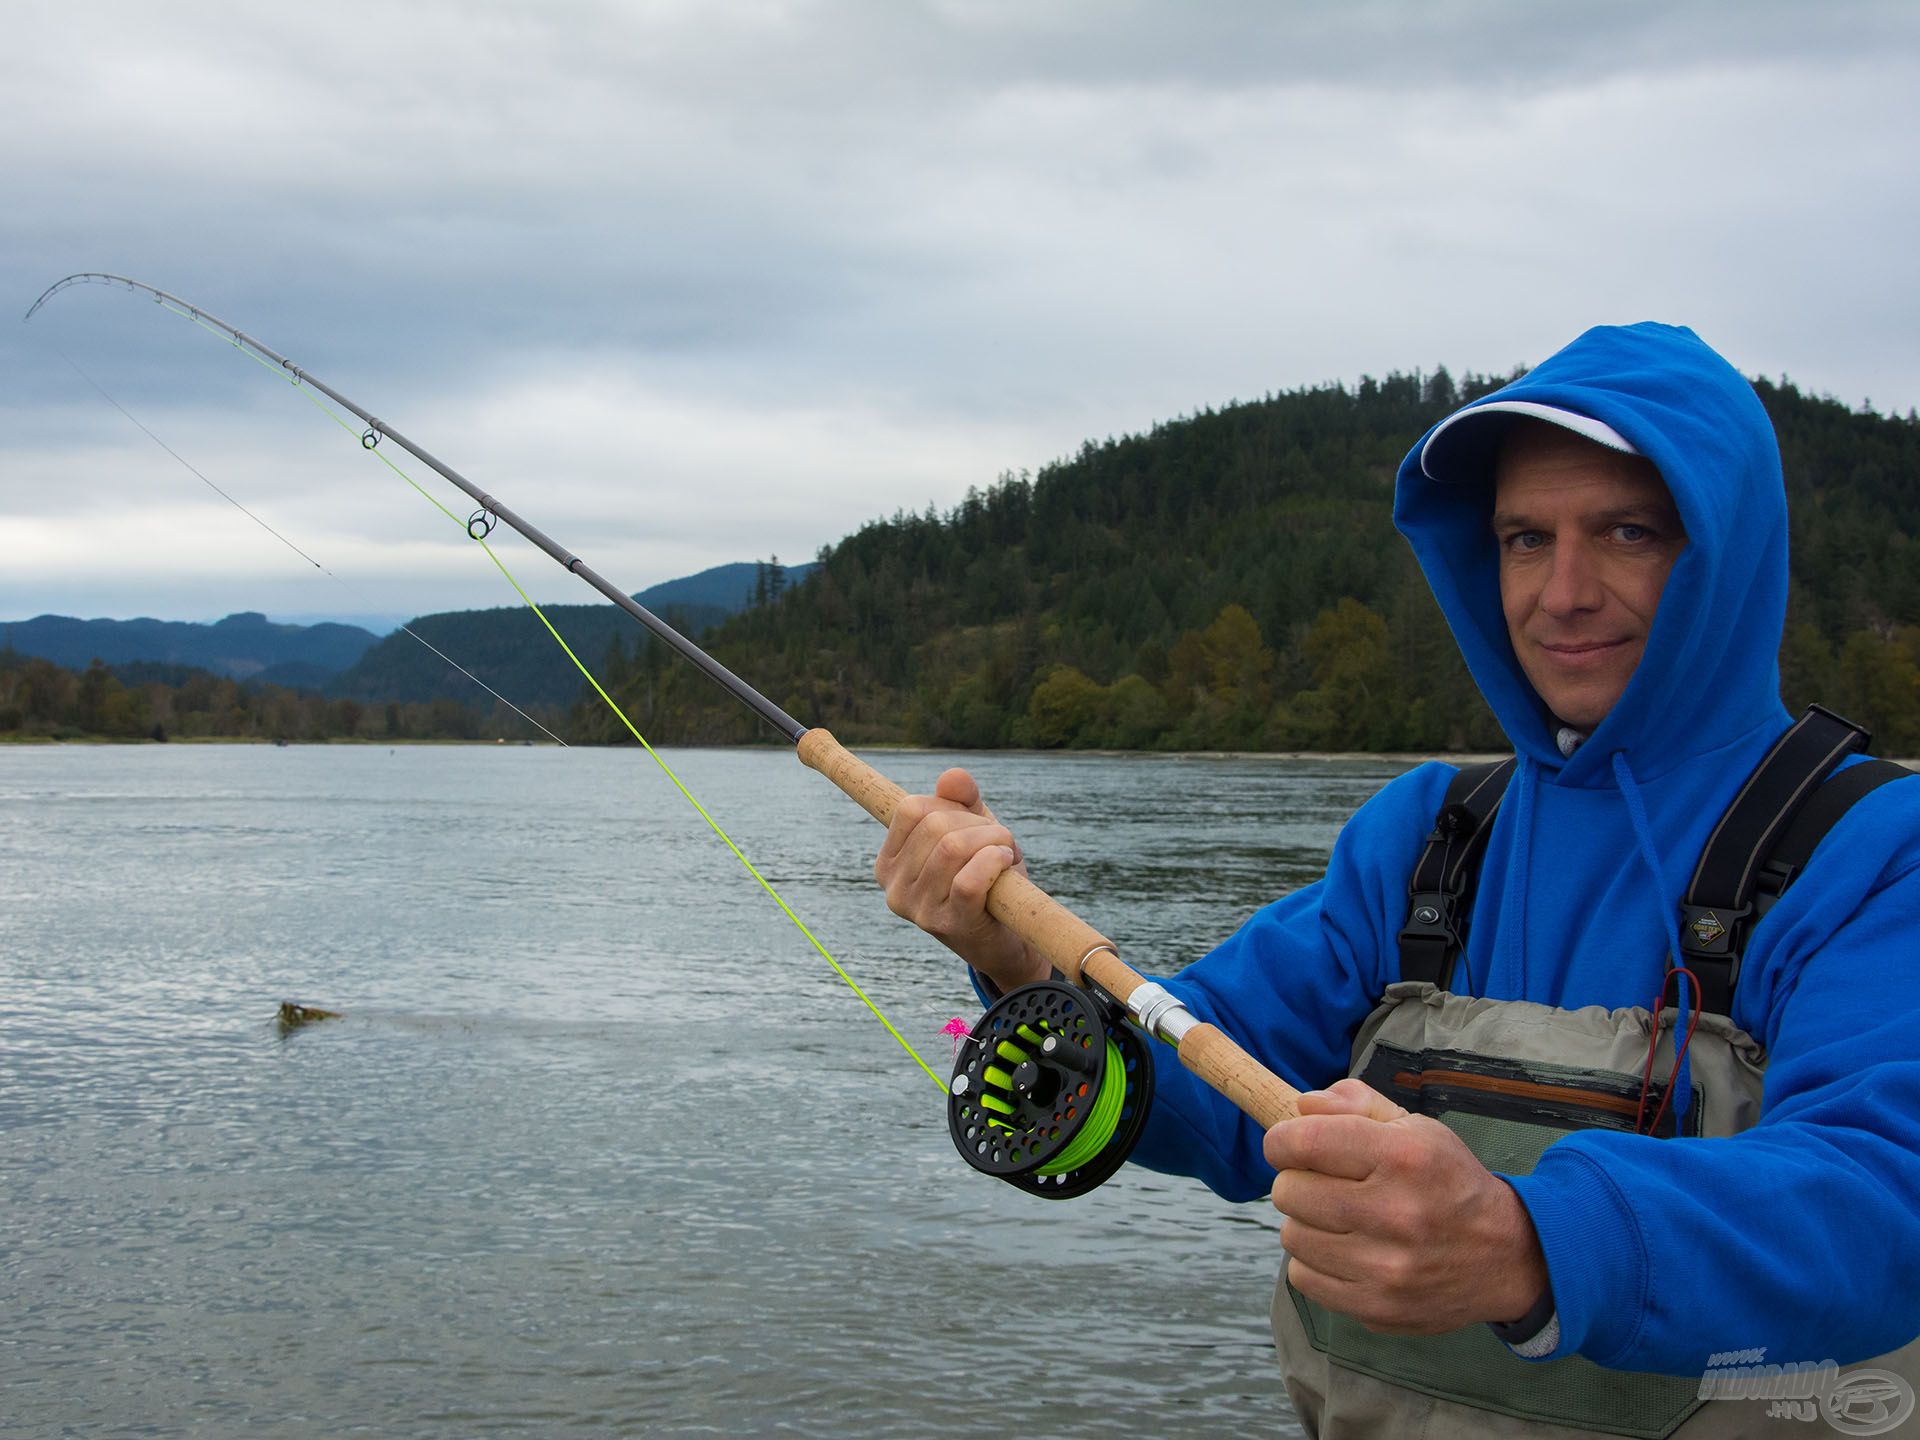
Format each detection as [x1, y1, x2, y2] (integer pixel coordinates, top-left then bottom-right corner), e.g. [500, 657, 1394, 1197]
[1539, 540, 1605, 616]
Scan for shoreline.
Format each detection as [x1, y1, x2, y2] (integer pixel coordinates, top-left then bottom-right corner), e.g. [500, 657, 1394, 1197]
[6, 734, 1913, 770]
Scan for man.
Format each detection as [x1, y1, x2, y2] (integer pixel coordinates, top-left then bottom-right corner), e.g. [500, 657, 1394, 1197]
[875, 323, 1920, 1437]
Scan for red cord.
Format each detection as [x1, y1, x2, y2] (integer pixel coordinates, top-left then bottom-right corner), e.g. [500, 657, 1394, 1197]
[1637, 967, 1703, 1135]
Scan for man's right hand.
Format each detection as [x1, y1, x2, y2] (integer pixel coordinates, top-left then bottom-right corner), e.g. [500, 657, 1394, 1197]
[874, 767, 1050, 994]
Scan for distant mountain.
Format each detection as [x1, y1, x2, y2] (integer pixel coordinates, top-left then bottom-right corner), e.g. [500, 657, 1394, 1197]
[334, 604, 631, 706]
[0, 611, 379, 679]
[635, 560, 814, 614]
[0, 561, 814, 704]
[329, 560, 816, 708]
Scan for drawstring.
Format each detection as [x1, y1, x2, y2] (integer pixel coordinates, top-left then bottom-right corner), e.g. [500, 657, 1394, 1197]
[1612, 750, 1695, 1126]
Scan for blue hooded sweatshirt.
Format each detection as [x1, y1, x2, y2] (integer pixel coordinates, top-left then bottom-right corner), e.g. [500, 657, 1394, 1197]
[1127, 322, 1920, 1374]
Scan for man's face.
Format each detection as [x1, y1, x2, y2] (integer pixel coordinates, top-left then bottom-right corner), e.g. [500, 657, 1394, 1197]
[1492, 423, 1686, 732]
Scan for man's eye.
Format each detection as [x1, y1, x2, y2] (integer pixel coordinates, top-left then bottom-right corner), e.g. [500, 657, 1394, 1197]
[1613, 523, 1650, 543]
[1505, 531, 1544, 552]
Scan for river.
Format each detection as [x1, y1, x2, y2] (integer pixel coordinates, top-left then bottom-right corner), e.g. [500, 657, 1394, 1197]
[0, 743, 1410, 1438]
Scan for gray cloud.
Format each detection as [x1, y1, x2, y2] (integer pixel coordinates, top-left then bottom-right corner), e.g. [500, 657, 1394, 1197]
[4, 1, 1917, 625]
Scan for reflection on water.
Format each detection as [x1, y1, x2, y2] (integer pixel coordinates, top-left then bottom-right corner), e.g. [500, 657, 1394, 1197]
[0, 744, 1409, 1438]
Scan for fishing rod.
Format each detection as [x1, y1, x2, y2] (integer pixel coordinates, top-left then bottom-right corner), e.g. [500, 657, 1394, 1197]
[27, 272, 1302, 1197]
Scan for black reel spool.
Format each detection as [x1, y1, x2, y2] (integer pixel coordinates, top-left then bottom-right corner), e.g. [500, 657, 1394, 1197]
[947, 980, 1154, 1200]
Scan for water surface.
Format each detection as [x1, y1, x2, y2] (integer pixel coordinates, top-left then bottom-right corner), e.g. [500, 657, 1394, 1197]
[0, 744, 1407, 1438]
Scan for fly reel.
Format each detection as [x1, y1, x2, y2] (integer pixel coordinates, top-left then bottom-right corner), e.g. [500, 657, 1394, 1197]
[947, 980, 1154, 1199]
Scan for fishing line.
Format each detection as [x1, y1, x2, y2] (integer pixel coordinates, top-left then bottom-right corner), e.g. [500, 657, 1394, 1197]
[111, 288, 944, 1090]
[44, 341, 568, 746]
[51, 342, 327, 571]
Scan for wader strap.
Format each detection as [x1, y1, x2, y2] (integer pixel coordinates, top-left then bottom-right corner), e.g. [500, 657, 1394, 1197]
[1770, 756, 1910, 879]
[1679, 705, 1906, 1014]
[1399, 707, 1910, 1018]
[1398, 758, 1515, 990]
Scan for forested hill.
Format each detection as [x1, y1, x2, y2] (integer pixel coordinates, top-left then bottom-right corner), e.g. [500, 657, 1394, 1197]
[571, 371, 1920, 754]
[334, 559, 814, 705]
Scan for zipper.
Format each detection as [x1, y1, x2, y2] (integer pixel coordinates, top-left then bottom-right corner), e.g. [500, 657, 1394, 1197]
[1391, 1067, 1643, 1121]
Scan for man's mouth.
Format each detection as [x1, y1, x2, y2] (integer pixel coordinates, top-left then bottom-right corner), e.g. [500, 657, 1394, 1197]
[1536, 638, 1632, 667]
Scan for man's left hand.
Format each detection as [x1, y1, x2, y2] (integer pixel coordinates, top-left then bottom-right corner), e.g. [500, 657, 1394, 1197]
[1263, 1078, 1550, 1336]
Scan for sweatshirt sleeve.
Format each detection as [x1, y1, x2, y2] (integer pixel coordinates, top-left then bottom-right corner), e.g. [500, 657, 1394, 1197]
[1507, 794, 1920, 1374]
[1124, 763, 1452, 1201]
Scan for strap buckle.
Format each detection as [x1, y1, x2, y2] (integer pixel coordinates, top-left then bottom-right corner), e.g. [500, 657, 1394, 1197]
[1677, 905, 1744, 1016]
[1678, 901, 1750, 960]
[1398, 891, 1459, 985]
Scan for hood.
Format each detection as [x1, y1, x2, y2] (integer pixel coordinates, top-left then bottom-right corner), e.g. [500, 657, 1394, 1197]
[1394, 322, 1790, 786]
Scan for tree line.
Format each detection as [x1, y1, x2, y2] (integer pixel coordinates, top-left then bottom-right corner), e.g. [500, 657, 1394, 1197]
[0, 652, 556, 743]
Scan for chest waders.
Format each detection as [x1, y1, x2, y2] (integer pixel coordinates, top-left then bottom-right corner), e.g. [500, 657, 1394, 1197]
[1272, 708, 1917, 1439]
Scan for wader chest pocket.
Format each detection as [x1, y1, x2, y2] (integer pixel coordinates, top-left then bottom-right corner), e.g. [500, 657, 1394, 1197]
[1360, 1042, 1703, 1142]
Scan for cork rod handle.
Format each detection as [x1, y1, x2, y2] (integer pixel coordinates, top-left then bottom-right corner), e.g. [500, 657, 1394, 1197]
[796, 728, 1301, 1130]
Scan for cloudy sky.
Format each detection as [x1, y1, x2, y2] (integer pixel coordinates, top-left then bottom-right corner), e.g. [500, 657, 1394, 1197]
[4, 1, 1916, 629]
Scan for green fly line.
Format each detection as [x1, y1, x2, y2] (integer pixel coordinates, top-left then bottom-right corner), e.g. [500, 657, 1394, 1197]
[1039, 1039, 1127, 1175]
[148, 296, 946, 1092]
[970, 1023, 1128, 1172]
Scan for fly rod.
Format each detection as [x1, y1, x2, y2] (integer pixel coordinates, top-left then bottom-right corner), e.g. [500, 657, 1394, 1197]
[28, 273, 1302, 1196]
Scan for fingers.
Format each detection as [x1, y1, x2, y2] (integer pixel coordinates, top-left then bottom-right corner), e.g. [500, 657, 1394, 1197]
[876, 766, 1020, 902]
[1269, 1108, 1547, 1335]
[872, 779, 1015, 932]
[1269, 1168, 1361, 1234]
[932, 767, 1021, 864]
[1287, 1249, 1362, 1295]
[1279, 1173, 1531, 1337]
[1284, 1251, 1436, 1336]
[875, 770, 991, 872]
[1263, 1113, 1393, 1180]
[1294, 1078, 1410, 1123]
[894, 814, 1016, 909]
[871, 768, 1043, 987]
[1262, 1082, 1410, 1178]
[933, 767, 983, 812]
[950, 841, 1019, 911]
[876, 790, 981, 883]
[875, 788, 937, 873]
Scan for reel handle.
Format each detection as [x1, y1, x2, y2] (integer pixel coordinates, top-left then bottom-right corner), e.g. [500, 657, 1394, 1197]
[796, 727, 1301, 1130]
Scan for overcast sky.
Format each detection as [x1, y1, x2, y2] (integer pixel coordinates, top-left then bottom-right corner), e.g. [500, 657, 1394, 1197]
[4, 0, 1916, 629]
